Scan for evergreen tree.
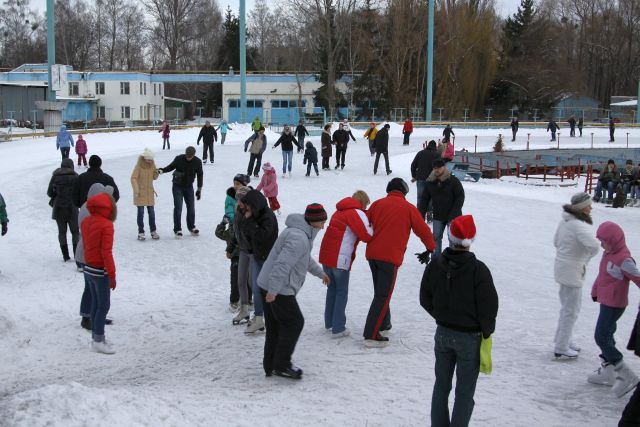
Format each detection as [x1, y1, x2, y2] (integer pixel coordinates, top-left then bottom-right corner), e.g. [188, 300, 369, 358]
[217, 7, 241, 69]
[502, 0, 535, 58]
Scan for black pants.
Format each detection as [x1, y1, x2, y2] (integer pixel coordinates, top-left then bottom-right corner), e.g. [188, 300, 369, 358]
[335, 147, 347, 168]
[229, 258, 239, 304]
[55, 210, 79, 249]
[570, 126, 575, 137]
[511, 130, 517, 141]
[60, 147, 70, 159]
[306, 162, 319, 175]
[579, 127, 583, 137]
[163, 137, 170, 149]
[322, 157, 330, 169]
[261, 288, 304, 374]
[620, 384, 640, 426]
[203, 141, 214, 162]
[374, 151, 390, 174]
[247, 153, 262, 176]
[403, 133, 411, 145]
[363, 260, 397, 339]
[611, 129, 615, 142]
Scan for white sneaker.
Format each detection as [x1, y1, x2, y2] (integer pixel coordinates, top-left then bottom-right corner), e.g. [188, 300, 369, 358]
[137, 233, 145, 241]
[91, 340, 116, 354]
[588, 361, 616, 386]
[245, 315, 265, 334]
[612, 361, 640, 398]
[554, 348, 579, 359]
[331, 329, 350, 339]
[150, 231, 160, 240]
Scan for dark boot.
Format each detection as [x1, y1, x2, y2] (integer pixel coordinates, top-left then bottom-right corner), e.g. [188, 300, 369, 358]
[80, 317, 91, 330]
[61, 244, 70, 262]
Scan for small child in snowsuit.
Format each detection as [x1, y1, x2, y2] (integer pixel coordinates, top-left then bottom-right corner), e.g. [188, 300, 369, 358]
[256, 162, 280, 214]
[75, 134, 88, 167]
[588, 221, 640, 398]
[303, 141, 319, 177]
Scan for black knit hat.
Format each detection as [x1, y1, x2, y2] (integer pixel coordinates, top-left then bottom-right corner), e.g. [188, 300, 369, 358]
[386, 178, 409, 195]
[89, 155, 102, 168]
[233, 173, 251, 185]
[432, 158, 446, 168]
[304, 203, 328, 222]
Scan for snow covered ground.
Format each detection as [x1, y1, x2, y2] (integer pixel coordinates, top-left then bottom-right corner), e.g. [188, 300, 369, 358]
[0, 123, 639, 426]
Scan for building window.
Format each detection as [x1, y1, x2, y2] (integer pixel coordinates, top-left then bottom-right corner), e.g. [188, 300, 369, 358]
[95, 82, 105, 95]
[230, 99, 263, 108]
[120, 82, 130, 95]
[229, 100, 239, 108]
[68, 82, 79, 96]
[159, 84, 162, 96]
[153, 84, 156, 96]
[97, 106, 105, 119]
[140, 106, 144, 119]
[121, 106, 130, 119]
[144, 83, 147, 96]
[139, 82, 143, 94]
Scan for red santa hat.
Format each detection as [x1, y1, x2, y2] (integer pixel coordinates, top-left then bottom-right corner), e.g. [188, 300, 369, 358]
[448, 215, 476, 247]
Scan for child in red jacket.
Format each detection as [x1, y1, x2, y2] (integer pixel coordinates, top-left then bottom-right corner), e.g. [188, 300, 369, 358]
[75, 134, 88, 167]
[256, 162, 280, 214]
[81, 192, 117, 354]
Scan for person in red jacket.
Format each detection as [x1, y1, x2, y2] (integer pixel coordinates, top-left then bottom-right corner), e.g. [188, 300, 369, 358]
[75, 134, 88, 167]
[319, 190, 373, 338]
[363, 178, 435, 347]
[81, 192, 117, 354]
[402, 118, 413, 145]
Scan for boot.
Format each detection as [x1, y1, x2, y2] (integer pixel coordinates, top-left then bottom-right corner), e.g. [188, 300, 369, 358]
[245, 315, 264, 334]
[61, 244, 70, 262]
[80, 317, 91, 331]
[612, 361, 640, 398]
[587, 358, 615, 386]
[232, 305, 251, 325]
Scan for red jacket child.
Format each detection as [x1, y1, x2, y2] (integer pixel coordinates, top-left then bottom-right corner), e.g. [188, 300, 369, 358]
[75, 135, 88, 154]
[81, 193, 116, 288]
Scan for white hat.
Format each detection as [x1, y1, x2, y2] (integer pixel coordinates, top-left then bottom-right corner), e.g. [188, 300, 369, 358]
[142, 148, 155, 160]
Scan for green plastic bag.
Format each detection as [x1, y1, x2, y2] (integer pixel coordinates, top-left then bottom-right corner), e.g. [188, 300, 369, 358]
[480, 336, 493, 375]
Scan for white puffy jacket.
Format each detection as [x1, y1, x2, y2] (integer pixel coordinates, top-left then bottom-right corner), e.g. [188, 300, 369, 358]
[553, 210, 600, 287]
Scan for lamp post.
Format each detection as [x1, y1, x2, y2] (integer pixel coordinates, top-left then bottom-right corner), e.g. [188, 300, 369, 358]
[239, 0, 247, 123]
[425, 0, 434, 122]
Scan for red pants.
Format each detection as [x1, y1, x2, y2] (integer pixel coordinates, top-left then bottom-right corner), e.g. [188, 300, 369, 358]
[77, 154, 87, 166]
[268, 197, 280, 211]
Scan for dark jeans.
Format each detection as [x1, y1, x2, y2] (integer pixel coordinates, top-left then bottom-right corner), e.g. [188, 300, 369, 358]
[203, 141, 214, 162]
[322, 157, 330, 169]
[77, 154, 87, 166]
[432, 220, 450, 257]
[60, 147, 70, 159]
[403, 132, 411, 145]
[55, 212, 79, 249]
[229, 257, 239, 304]
[250, 256, 265, 316]
[595, 304, 626, 364]
[620, 384, 640, 426]
[323, 266, 350, 334]
[611, 129, 615, 141]
[163, 137, 170, 149]
[374, 151, 390, 174]
[511, 130, 517, 141]
[363, 260, 397, 339]
[87, 272, 111, 342]
[306, 162, 319, 175]
[261, 288, 305, 374]
[550, 131, 556, 141]
[137, 206, 156, 233]
[579, 127, 583, 137]
[336, 147, 347, 167]
[570, 126, 576, 137]
[247, 153, 263, 176]
[431, 325, 482, 427]
[172, 184, 195, 232]
[416, 180, 427, 212]
[79, 264, 91, 317]
[595, 180, 616, 200]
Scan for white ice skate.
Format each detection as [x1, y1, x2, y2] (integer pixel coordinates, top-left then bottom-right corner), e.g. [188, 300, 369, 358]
[554, 348, 579, 359]
[612, 361, 640, 398]
[587, 360, 615, 386]
[151, 231, 160, 240]
[91, 340, 116, 355]
[137, 233, 145, 241]
[232, 305, 251, 325]
[331, 329, 351, 339]
[245, 315, 265, 334]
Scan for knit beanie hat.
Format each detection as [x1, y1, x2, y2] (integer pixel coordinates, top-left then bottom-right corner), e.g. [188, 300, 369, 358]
[233, 173, 251, 186]
[570, 192, 592, 210]
[383, 124, 390, 129]
[386, 178, 409, 195]
[89, 155, 102, 168]
[432, 159, 446, 168]
[142, 147, 155, 160]
[304, 203, 328, 222]
[448, 215, 476, 248]
[235, 186, 250, 201]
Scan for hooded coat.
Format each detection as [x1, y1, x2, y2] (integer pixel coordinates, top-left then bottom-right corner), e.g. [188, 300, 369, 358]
[75, 183, 114, 265]
[420, 168, 465, 222]
[303, 142, 318, 164]
[81, 193, 116, 280]
[410, 145, 441, 181]
[553, 207, 600, 287]
[256, 164, 278, 198]
[75, 137, 87, 154]
[47, 158, 79, 221]
[257, 213, 324, 296]
[241, 190, 279, 261]
[56, 125, 74, 149]
[130, 156, 159, 206]
[321, 130, 333, 157]
[73, 167, 120, 207]
[374, 127, 389, 152]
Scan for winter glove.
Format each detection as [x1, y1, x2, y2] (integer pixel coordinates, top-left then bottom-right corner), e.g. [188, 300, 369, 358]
[1, 222, 7, 236]
[109, 277, 117, 290]
[297, 148, 303, 153]
[592, 295, 597, 302]
[196, 189, 202, 200]
[222, 215, 230, 225]
[157, 168, 163, 174]
[415, 250, 432, 264]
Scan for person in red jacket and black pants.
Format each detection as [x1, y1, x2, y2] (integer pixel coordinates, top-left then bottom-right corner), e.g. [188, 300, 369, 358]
[81, 192, 117, 354]
[363, 178, 436, 347]
[402, 118, 413, 145]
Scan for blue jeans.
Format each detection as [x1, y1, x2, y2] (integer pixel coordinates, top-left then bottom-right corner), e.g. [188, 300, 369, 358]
[432, 220, 450, 256]
[282, 150, 293, 173]
[594, 181, 615, 200]
[250, 256, 265, 316]
[431, 325, 482, 427]
[137, 206, 156, 233]
[79, 264, 91, 317]
[595, 304, 626, 365]
[87, 273, 111, 342]
[416, 180, 426, 209]
[323, 266, 350, 334]
[172, 185, 195, 232]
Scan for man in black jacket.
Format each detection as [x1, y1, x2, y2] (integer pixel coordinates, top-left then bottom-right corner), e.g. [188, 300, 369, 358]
[159, 146, 203, 237]
[294, 120, 309, 147]
[332, 123, 352, 170]
[510, 117, 519, 141]
[373, 124, 392, 175]
[420, 215, 498, 427]
[196, 121, 218, 164]
[240, 189, 279, 334]
[547, 119, 559, 141]
[419, 159, 465, 256]
[609, 117, 615, 142]
[442, 124, 455, 143]
[411, 140, 441, 211]
[72, 155, 120, 207]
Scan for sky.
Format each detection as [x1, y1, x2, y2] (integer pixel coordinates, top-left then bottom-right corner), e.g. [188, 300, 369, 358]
[31, 0, 523, 18]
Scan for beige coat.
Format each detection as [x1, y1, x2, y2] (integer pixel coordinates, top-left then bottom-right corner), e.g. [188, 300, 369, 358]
[131, 156, 159, 206]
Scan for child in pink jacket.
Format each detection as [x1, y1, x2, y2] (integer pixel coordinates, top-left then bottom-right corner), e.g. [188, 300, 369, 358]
[255, 162, 280, 214]
[588, 221, 640, 397]
[75, 134, 88, 167]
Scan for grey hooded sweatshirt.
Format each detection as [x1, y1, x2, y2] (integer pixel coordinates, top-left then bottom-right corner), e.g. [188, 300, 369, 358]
[75, 183, 114, 265]
[257, 213, 324, 296]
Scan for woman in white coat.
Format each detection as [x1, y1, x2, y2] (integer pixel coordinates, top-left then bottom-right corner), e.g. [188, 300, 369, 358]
[553, 192, 600, 358]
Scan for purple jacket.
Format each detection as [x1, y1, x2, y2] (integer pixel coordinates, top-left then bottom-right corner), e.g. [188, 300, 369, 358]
[591, 221, 640, 308]
[256, 164, 278, 198]
[75, 138, 88, 154]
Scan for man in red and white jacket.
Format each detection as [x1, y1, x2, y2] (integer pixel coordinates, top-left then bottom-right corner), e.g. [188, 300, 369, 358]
[319, 192, 373, 338]
[363, 178, 435, 347]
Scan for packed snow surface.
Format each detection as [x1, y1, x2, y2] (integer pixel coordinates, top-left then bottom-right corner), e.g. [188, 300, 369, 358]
[1, 123, 640, 426]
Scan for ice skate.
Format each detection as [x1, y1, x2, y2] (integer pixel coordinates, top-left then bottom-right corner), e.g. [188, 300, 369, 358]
[612, 361, 640, 398]
[137, 232, 145, 241]
[232, 305, 251, 325]
[151, 231, 160, 240]
[245, 315, 264, 334]
[331, 329, 351, 339]
[274, 365, 303, 380]
[175, 231, 183, 238]
[189, 228, 200, 236]
[228, 302, 239, 313]
[554, 348, 579, 359]
[587, 359, 615, 386]
[91, 340, 116, 355]
[364, 334, 389, 348]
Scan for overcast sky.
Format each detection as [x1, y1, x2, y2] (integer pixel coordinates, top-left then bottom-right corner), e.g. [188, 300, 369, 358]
[31, 0, 523, 18]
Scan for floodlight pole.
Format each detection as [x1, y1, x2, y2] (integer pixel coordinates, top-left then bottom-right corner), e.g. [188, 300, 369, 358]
[637, 78, 640, 124]
[240, 0, 247, 123]
[425, 0, 435, 122]
[46, 0, 56, 101]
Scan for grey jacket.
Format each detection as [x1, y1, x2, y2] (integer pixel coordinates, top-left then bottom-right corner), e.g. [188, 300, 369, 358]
[75, 183, 114, 265]
[257, 214, 324, 296]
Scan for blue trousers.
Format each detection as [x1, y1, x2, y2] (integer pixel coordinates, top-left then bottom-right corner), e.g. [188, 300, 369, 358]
[323, 266, 350, 334]
[137, 206, 156, 233]
[282, 150, 293, 173]
[250, 256, 265, 316]
[172, 185, 195, 232]
[432, 220, 450, 257]
[87, 273, 111, 342]
[595, 181, 615, 200]
[431, 325, 482, 427]
[595, 304, 626, 365]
